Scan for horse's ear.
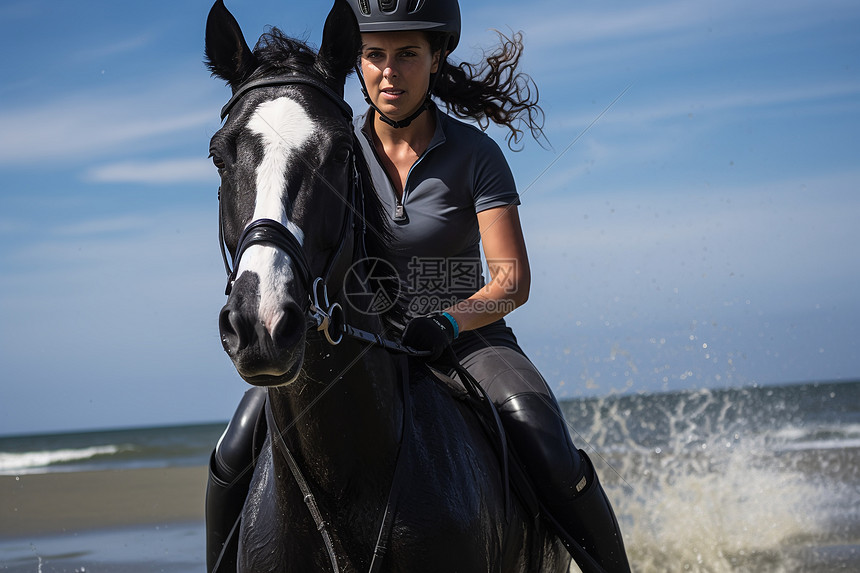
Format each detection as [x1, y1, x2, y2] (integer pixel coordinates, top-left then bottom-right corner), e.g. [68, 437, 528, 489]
[205, 0, 257, 89]
[317, 0, 361, 90]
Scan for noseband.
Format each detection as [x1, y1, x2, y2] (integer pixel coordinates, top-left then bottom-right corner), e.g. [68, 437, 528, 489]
[217, 72, 356, 345]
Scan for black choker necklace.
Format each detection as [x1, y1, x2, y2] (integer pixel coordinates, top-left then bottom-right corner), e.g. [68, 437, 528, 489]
[372, 98, 432, 129]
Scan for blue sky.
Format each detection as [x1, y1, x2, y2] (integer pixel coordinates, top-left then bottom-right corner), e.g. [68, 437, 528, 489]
[1, 0, 858, 435]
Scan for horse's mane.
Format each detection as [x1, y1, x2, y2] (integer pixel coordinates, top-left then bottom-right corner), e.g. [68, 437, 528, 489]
[250, 28, 319, 80]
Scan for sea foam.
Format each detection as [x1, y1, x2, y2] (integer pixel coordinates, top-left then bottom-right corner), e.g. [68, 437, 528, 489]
[0, 445, 125, 475]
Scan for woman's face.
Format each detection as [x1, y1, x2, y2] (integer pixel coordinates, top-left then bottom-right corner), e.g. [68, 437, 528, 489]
[360, 31, 440, 123]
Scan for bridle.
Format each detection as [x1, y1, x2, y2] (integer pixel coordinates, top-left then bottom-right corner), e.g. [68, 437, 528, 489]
[217, 71, 435, 353]
[217, 72, 356, 346]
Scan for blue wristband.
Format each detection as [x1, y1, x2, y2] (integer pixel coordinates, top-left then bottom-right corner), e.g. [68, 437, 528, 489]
[440, 312, 459, 339]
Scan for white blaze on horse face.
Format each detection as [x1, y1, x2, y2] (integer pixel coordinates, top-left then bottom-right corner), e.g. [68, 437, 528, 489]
[238, 97, 316, 335]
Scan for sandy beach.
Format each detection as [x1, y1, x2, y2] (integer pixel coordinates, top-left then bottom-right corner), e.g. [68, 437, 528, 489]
[2, 383, 858, 572]
[1, 466, 207, 537]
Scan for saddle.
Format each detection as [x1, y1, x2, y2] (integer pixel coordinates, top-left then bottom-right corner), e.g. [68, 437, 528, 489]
[426, 356, 615, 573]
[425, 354, 541, 522]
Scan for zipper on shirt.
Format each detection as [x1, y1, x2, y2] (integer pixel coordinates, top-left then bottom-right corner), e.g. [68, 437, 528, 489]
[394, 136, 444, 221]
[361, 130, 409, 221]
[359, 111, 445, 223]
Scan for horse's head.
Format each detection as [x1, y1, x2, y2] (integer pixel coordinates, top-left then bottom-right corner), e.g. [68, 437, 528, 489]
[206, 0, 362, 385]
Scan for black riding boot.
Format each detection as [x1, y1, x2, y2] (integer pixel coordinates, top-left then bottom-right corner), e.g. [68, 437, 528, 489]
[206, 387, 267, 572]
[549, 449, 631, 573]
[498, 392, 631, 573]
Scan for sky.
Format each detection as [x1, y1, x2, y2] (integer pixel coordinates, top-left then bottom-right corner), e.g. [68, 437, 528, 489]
[1, 0, 858, 435]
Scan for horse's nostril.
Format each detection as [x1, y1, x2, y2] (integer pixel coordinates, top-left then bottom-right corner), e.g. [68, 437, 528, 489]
[219, 305, 247, 354]
[270, 304, 305, 350]
[219, 272, 263, 356]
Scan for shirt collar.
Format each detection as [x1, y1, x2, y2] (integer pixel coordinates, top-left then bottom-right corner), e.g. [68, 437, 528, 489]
[357, 103, 447, 150]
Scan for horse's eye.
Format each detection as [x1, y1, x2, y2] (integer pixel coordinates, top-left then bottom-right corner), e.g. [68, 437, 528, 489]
[334, 147, 351, 164]
[210, 153, 226, 170]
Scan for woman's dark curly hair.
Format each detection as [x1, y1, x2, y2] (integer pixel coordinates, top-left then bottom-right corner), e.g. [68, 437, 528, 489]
[429, 31, 546, 150]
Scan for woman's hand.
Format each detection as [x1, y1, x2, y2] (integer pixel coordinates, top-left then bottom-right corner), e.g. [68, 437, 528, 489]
[402, 313, 457, 360]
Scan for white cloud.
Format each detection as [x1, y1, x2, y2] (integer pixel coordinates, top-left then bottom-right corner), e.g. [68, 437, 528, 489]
[476, 0, 856, 51]
[85, 158, 218, 185]
[0, 76, 222, 166]
[595, 81, 860, 127]
[52, 215, 154, 237]
[71, 31, 155, 62]
[460, 0, 860, 92]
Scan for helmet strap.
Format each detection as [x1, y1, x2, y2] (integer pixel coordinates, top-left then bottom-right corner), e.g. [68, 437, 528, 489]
[354, 42, 449, 130]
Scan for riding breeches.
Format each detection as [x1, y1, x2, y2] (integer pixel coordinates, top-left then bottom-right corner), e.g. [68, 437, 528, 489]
[453, 342, 588, 502]
[453, 335, 631, 573]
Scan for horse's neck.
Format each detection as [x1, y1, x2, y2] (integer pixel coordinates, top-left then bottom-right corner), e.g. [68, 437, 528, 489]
[268, 337, 403, 494]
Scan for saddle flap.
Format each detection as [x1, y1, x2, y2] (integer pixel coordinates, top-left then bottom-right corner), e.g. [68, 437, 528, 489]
[426, 361, 542, 521]
[426, 365, 470, 400]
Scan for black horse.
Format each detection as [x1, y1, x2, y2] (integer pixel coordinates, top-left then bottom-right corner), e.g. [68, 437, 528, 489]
[205, 1, 570, 571]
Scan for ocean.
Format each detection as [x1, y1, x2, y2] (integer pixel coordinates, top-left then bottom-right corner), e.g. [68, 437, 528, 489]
[1, 380, 858, 572]
[0, 422, 224, 476]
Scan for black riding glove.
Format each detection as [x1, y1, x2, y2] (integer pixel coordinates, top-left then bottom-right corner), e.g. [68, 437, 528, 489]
[402, 313, 458, 361]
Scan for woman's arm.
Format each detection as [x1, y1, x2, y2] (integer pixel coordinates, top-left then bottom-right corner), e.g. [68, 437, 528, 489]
[445, 205, 531, 332]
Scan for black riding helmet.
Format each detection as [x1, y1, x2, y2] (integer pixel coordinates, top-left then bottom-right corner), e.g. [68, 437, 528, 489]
[346, 0, 461, 51]
[346, 0, 461, 128]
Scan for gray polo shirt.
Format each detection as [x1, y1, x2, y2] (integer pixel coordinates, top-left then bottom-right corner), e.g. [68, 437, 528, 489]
[354, 106, 520, 322]
[354, 106, 521, 320]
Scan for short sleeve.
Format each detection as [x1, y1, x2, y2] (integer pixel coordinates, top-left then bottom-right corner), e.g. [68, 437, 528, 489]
[471, 135, 520, 213]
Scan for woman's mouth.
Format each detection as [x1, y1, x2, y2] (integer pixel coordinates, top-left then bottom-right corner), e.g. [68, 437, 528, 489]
[381, 87, 405, 100]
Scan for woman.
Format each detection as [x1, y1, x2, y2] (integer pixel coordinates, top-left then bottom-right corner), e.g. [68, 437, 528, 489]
[207, 1, 631, 571]
[349, 1, 630, 571]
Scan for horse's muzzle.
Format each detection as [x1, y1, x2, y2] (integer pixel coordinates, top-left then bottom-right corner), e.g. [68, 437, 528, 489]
[219, 271, 306, 384]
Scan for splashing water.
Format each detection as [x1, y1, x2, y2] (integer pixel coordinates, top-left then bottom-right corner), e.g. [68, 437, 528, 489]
[561, 382, 860, 572]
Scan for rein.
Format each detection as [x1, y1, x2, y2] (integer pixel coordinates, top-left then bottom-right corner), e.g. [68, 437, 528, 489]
[265, 355, 414, 573]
